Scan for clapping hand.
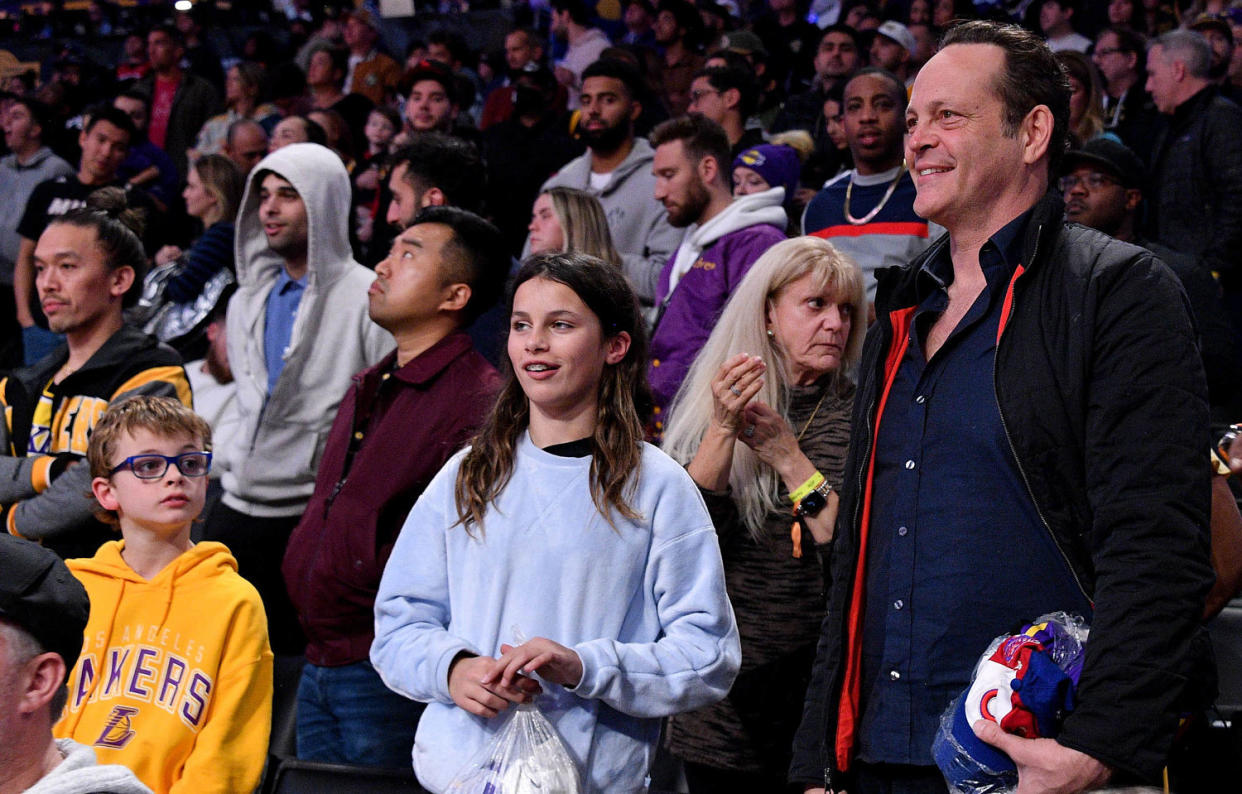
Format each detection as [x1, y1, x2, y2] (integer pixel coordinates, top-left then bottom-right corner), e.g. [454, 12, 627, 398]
[710, 354, 766, 432]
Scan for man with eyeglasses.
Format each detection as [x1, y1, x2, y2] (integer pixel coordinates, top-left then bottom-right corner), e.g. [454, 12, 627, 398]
[1091, 26, 1159, 164]
[1061, 138, 1238, 416]
[687, 64, 764, 158]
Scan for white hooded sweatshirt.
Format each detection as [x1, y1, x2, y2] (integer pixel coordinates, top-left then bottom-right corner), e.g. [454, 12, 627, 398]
[222, 143, 393, 517]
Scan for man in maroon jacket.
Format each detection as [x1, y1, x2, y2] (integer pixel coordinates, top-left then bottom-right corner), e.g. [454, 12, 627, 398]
[282, 206, 508, 768]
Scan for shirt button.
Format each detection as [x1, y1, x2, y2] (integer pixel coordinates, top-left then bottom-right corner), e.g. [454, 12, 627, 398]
[382, 372, 390, 380]
[653, 406, 661, 414]
[915, 395, 926, 404]
[894, 599, 904, 610]
[889, 670, 901, 681]
[905, 459, 916, 470]
[652, 358, 660, 367]
[897, 526, 908, 536]
[354, 431, 364, 440]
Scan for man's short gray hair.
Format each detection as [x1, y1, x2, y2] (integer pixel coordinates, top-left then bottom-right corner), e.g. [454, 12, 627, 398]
[1150, 29, 1212, 80]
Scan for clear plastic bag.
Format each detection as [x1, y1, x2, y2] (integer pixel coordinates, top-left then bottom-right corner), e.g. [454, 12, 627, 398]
[931, 612, 1089, 794]
[444, 702, 581, 794]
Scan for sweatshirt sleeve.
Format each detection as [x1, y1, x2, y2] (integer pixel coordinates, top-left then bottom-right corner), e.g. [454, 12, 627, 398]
[622, 210, 683, 308]
[7, 366, 192, 541]
[571, 477, 741, 719]
[371, 462, 479, 704]
[170, 591, 273, 794]
[0, 377, 53, 503]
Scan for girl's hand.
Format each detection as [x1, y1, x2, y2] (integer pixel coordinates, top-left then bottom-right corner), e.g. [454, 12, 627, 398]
[448, 653, 541, 718]
[487, 638, 584, 690]
[710, 354, 765, 433]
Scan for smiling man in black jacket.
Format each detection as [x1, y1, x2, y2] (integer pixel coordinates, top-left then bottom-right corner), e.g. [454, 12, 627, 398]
[790, 21, 1213, 794]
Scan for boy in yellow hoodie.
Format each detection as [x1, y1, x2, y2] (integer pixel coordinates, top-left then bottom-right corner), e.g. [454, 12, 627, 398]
[54, 396, 273, 794]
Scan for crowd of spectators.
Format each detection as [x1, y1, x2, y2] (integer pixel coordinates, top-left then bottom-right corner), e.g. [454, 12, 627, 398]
[2, 0, 1242, 792]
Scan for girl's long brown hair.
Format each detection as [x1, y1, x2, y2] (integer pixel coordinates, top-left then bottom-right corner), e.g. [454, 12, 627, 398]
[454, 252, 652, 535]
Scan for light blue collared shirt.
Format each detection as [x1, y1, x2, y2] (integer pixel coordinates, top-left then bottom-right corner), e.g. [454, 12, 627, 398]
[263, 269, 307, 394]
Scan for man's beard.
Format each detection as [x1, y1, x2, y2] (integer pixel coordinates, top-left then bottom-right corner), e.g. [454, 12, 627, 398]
[666, 178, 712, 227]
[581, 118, 632, 155]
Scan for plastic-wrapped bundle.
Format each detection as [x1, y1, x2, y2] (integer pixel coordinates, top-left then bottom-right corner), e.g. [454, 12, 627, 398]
[444, 703, 581, 794]
[931, 612, 1089, 794]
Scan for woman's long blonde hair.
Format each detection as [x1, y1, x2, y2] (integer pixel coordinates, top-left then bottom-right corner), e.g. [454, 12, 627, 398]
[662, 237, 866, 538]
[545, 187, 623, 267]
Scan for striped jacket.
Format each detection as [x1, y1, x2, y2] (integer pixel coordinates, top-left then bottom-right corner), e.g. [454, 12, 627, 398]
[1, 325, 191, 558]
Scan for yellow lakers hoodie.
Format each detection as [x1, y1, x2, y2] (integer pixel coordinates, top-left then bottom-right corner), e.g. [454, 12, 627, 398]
[54, 540, 273, 794]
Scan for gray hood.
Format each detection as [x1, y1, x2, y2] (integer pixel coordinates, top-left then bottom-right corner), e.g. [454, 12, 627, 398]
[22, 739, 153, 794]
[234, 143, 355, 289]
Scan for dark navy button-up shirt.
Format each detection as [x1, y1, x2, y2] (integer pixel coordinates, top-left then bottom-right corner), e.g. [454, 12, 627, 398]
[856, 209, 1092, 765]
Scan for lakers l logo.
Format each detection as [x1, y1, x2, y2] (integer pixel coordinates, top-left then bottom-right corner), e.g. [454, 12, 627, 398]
[95, 705, 139, 749]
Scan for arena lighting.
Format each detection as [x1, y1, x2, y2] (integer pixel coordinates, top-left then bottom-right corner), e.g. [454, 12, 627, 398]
[174, 1, 193, 11]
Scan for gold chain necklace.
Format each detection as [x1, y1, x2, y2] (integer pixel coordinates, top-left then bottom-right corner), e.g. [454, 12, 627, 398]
[843, 165, 906, 225]
[796, 388, 830, 442]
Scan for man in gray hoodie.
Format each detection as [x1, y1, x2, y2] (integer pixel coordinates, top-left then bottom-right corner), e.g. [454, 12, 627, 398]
[0, 535, 152, 794]
[203, 143, 392, 655]
[530, 58, 683, 312]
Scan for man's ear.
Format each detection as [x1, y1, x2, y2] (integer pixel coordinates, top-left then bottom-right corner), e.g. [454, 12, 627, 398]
[698, 154, 719, 187]
[17, 653, 66, 716]
[439, 282, 472, 314]
[109, 266, 136, 300]
[1124, 187, 1142, 213]
[723, 86, 741, 112]
[1019, 104, 1054, 166]
[629, 99, 643, 123]
[421, 187, 447, 207]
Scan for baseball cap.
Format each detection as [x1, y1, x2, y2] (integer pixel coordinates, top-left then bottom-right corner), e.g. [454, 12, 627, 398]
[0, 535, 89, 670]
[719, 30, 768, 58]
[1061, 138, 1146, 189]
[407, 59, 456, 97]
[1189, 13, 1233, 43]
[0, 49, 39, 79]
[873, 20, 916, 54]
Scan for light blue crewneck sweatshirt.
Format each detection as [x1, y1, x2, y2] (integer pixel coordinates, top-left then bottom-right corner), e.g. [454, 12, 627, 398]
[372, 431, 741, 793]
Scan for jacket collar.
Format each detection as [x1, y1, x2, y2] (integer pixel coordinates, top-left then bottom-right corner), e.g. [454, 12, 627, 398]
[874, 190, 1063, 317]
[17, 325, 161, 392]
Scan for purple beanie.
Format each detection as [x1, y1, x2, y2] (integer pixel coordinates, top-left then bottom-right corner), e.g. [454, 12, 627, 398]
[732, 144, 801, 203]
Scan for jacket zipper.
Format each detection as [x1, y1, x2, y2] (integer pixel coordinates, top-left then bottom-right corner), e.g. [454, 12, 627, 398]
[991, 224, 1090, 603]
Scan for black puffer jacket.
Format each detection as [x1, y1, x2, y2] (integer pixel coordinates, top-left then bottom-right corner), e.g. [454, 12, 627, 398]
[789, 193, 1214, 788]
[1148, 85, 1242, 289]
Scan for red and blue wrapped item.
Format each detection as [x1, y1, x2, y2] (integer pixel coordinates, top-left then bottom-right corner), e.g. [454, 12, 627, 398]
[932, 612, 1089, 794]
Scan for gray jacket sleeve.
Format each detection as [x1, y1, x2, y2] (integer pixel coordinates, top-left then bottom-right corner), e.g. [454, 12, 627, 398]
[623, 211, 682, 308]
[7, 375, 190, 541]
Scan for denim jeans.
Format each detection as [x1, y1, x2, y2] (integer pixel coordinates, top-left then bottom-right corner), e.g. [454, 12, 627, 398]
[295, 659, 424, 768]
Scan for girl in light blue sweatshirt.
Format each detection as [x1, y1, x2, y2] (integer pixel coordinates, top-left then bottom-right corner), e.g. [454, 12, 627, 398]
[372, 252, 741, 793]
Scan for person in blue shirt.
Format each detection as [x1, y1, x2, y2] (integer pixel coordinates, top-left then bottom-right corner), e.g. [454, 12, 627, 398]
[792, 20, 1212, 794]
[371, 251, 741, 793]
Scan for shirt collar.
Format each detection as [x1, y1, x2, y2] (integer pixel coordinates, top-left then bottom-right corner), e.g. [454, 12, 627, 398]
[274, 268, 308, 294]
[387, 331, 475, 386]
[917, 206, 1032, 295]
